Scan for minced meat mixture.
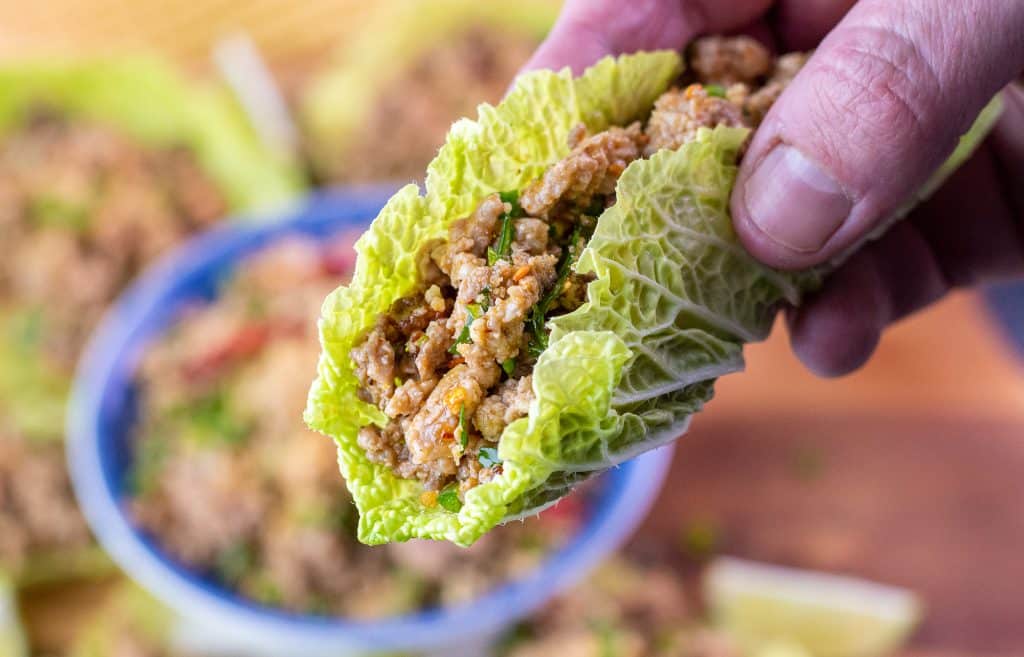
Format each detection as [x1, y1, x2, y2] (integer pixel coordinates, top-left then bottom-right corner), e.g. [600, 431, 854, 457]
[322, 26, 538, 183]
[131, 238, 578, 616]
[0, 109, 226, 371]
[0, 437, 91, 568]
[352, 37, 806, 500]
[501, 545, 739, 657]
[0, 109, 228, 571]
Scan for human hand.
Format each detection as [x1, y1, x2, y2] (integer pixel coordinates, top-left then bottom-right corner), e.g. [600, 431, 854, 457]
[523, 0, 1024, 376]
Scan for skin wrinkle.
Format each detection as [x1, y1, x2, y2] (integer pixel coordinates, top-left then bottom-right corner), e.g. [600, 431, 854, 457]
[806, 29, 947, 185]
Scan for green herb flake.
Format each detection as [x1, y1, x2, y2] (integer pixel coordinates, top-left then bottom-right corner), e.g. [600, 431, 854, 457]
[448, 304, 479, 354]
[488, 216, 514, 265]
[479, 446, 502, 468]
[501, 358, 516, 377]
[458, 405, 469, 448]
[528, 225, 583, 356]
[499, 190, 524, 217]
[705, 84, 726, 98]
[487, 190, 522, 265]
[394, 377, 403, 388]
[437, 485, 463, 513]
[479, 287, 491, 311]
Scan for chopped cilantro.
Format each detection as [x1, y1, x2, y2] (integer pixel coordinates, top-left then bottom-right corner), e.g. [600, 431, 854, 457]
[448, 304, 479, 354]
[479, 446, 502, 468]
[487, 216, 515, 265]
[501, 358, 516, 377]
[479, 287, 491, 311]
[705, 84, 726, 98]
[487, 190, 523, 264]
[438, 485, 462, 513]
[458, 405, 469, 448]
[499, 190, 523, 216]
[528, 225, 582, 355]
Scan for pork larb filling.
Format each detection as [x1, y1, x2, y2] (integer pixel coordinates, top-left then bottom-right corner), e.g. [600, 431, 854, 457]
[352, 37, 807, 503]
[0, 109, 227, 569]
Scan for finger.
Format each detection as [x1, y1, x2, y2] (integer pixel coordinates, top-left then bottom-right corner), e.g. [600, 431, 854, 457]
[773, 0, 857, 51]
[912, 101, 1024, 288]
[786, 248, 888, 378]
[791, 104, 1024, 377]
[731, 0, 1024, 271]
[521, 0, 774, 74]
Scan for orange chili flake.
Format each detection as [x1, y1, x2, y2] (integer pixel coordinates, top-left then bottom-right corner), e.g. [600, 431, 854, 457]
[448, 356, 465, 367]
[513, 265, 531, 282]
[443, 386, 467, 413]
[684, 83, 702, 100]
[420, 490, 438, 507]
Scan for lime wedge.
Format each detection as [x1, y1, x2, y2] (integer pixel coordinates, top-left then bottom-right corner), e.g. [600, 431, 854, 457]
[705, 557, 922, 657]
[0, 575, 27, 657]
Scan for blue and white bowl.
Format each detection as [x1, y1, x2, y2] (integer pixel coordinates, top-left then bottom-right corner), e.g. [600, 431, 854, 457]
[67, 186, 674, 657]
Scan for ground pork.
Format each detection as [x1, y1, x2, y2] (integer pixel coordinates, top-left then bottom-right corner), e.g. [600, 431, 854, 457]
[520, 123, 647, 217]
[644, 85, 750, 155]
[743, 51, 810, 124]
[351, 323, 396, 406]
[689, 35, 773, 85]
[0, 435, 92, 566]
[0, 110, 226, 374]
[504, 550, 737, 657]
[432, 193, 507, 285]
[474, 375, 534, 441]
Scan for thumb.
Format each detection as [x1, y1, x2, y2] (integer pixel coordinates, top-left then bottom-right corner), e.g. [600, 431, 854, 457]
[731, 0, 1024, 270]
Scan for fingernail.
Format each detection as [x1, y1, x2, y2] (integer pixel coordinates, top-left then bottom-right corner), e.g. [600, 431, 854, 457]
[743, 144, 852, 253]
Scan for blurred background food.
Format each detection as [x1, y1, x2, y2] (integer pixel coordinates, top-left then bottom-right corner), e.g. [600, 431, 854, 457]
[0, 57, 299, 592]
[128, 235, 578, 618]
[0, 0, 1022, 655]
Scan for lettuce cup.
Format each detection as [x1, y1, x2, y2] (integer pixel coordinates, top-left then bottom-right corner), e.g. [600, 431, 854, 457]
[0, 58, 302, 586]
[304, 40, 1001, 547]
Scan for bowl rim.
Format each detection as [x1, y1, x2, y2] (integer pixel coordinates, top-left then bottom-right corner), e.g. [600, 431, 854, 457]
[67, 186, 675, 654]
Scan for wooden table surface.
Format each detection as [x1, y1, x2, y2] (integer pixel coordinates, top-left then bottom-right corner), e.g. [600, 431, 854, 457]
[641, 290, 1024, 654]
